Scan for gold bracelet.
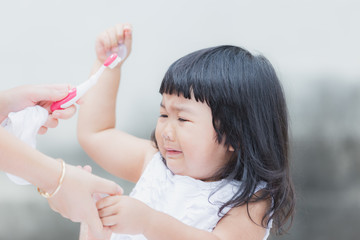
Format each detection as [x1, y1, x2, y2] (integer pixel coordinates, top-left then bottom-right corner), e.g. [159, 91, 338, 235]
[37, 159, 66, 199]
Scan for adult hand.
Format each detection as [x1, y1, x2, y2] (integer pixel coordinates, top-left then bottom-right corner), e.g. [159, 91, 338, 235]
[0, 84, 76, 134]
[47, 163, 123, 239]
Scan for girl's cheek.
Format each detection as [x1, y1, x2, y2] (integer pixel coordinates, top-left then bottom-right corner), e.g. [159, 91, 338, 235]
[154, 127, 163, 148]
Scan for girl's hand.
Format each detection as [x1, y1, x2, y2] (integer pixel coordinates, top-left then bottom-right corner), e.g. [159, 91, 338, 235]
[97, 195, 153, 235]
[95, 23, 132, 65]
[0, 84, 76, 134]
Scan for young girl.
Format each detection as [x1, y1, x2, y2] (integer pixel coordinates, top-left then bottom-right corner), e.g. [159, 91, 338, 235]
[78, 23, 295, 240]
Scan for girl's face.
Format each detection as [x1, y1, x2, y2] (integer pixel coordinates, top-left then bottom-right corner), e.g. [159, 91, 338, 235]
[155, 93, 233, 181]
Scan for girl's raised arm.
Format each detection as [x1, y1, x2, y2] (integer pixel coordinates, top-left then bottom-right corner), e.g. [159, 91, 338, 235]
[77, 24, 156, 182]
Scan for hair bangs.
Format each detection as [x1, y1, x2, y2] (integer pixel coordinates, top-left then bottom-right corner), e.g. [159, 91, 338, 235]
[159, 48, 218, 104]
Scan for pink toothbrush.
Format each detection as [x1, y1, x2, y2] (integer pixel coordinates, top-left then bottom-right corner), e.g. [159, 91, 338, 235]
[50, 53, 122, 112]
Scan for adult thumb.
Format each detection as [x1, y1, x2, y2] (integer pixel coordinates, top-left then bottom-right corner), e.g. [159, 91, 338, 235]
[32, 84, 70, 102]
[93, 177, 123, 196]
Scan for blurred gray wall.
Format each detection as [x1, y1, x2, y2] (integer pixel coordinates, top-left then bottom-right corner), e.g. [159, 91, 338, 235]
[0, 0, 359, 239]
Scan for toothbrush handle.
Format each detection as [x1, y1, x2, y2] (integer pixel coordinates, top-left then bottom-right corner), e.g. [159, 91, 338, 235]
[49, 53, 120, 113]
[50, 88, 77, 112]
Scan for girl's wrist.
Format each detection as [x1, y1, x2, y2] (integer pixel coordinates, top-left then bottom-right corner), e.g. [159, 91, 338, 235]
[94, 57, 123, 71]
[142, 207, 159, 237]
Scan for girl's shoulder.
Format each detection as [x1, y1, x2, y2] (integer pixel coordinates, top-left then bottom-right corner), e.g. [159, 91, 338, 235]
[142, 151, 166, 174]
[140, 149, 161, 174]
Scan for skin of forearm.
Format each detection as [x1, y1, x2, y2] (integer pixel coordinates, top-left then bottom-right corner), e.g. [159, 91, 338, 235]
[78, 60, 122, 137]
[0, 126, 61, 193]
[143, 210, 221, 240]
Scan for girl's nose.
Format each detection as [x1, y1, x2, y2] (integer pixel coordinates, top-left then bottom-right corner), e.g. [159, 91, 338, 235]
[161, 132, 171, 141]
[161, 124, 174, 142]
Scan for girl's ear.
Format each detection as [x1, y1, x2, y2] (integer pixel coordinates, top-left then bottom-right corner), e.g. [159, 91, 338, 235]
[228, 145, 235, 152]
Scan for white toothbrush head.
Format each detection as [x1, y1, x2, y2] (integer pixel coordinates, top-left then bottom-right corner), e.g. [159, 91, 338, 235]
[104, 53, 122, 69]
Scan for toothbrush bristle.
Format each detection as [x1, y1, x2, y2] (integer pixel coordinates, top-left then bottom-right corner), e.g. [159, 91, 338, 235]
[108, 56, 121, 69]
[104, 53, 118, 67]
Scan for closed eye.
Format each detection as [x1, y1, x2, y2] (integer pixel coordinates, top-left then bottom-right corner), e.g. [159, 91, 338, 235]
[159, 114, 168, 118]
[178, 118, 189, 122]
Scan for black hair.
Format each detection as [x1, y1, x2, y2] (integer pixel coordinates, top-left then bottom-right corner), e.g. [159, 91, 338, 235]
[151, 45, 295, 234]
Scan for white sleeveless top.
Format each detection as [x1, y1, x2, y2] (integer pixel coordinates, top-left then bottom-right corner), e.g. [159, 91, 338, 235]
[111, 152, 271, 240]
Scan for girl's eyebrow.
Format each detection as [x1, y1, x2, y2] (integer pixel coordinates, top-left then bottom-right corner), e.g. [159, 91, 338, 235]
[160, 102, 195, 114]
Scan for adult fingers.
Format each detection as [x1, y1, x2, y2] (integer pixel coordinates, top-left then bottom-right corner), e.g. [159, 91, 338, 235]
[37, 126, 48, 135]
[43, 116, 59, 129]
[83, 165, 92, 173]
[52, 104, 76, 119]
[101, 215, 118, 227]
[76, 165, 92, 172]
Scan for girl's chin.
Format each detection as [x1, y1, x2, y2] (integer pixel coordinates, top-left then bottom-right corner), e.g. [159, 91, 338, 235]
[165, 159, 183, 174]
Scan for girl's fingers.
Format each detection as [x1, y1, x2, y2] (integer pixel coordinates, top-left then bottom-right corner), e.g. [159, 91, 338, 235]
[115, 24, 125, 44]
[101, 215, 118, 227]
[123, 24, 132, 57]
[96, 195, 121, 210]
[101, 32, 111, 52]
[98, 203, 119, 218]
[95, 36, 107, 61]
[95, 23, 132, 63]
[107, 27, 118, 49]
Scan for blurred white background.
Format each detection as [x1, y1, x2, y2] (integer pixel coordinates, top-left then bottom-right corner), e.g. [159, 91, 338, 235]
[0, 0, 359, 239]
